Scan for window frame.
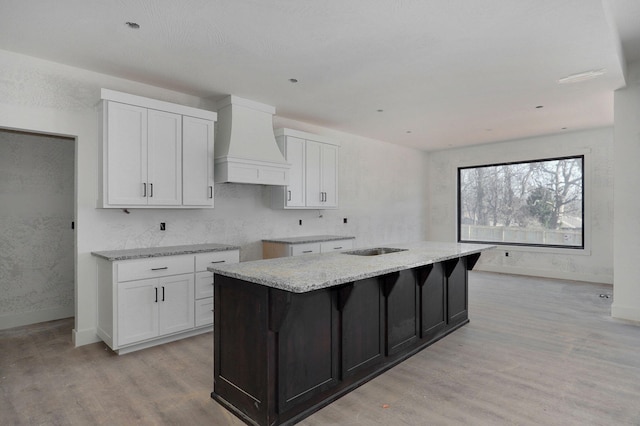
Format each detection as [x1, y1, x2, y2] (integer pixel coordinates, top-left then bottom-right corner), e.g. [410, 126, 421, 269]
[457, 154, 585, 250]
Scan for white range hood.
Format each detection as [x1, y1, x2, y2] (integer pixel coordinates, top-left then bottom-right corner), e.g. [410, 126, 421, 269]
[214, 95, 290, 185]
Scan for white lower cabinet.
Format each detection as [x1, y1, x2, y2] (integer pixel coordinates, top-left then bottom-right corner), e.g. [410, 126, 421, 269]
[117, 274, 194, 346]
[96, 249, 239, 354]
[263, 238, 355, 259]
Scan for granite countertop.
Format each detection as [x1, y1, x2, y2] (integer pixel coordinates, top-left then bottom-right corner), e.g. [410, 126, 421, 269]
[91, 243, 240, 261]
[209, 241, 494, 293]
[262, 235, 356, 244]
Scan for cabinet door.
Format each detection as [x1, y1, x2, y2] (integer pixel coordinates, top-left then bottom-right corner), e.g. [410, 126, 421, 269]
[447, 258, 468, 327]
[284, 136, 306, 207]
[158, 274, 195, 336]
[320, 143, 338, 207]
[420, 263, 446, 341]
[278, 289, 339, 412]
[384, 270, 419, 355]
[106, 101, 148, 206]
[305, 140, 323, 207]
[118, 278, 158, 346]
[147, 109, 182, 206]
[182, 116, 214, 207]
[341, 278, 383, 378]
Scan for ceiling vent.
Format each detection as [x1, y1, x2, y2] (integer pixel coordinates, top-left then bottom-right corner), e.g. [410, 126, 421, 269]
[214, 96, 290, 185]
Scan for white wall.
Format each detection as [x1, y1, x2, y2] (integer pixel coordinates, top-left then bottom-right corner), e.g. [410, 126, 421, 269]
[0, 131, 74, 329]
[612, 60, 640, 321]
[427, 127, 614, 284]
[0, 49, 426, 345]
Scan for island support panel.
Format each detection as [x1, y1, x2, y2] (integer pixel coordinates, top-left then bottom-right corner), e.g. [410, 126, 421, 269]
[212, 254, 480, 426]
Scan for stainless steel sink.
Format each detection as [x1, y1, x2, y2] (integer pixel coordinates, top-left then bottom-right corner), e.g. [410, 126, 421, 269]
[342, 247, 407, 256]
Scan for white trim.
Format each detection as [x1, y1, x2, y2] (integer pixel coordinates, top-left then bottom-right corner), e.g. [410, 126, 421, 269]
[611, 303, 640, 323]
[476, 264, 613, 285]
[100, 89, 217, 121]
[274, 128, 341, 146]
[0, 306, 74, 330]
[216, 95, 275, 114]
[73, 327, 102, 347]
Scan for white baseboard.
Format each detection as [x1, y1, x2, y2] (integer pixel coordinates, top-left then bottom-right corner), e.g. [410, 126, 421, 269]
[0, 306, 74, 330]
[611, 304, 640, 323]
[73, 327, 101, 347]
[475, 264, 613, 285]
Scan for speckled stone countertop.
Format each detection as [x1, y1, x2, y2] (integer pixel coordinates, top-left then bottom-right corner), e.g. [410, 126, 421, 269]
[91, 243, 240, 261]
[209, 241, 494, 293]
[262, 235, 355, 244]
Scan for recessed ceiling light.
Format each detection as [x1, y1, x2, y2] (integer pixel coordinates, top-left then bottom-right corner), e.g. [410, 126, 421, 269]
[558, 69, 606, 84]
[288, 78, 298, 83]
[125, 22, 140, 29]
[561, 127, 568, 130]
[406, 130, 412, 134]
[377, 109, 384, 112]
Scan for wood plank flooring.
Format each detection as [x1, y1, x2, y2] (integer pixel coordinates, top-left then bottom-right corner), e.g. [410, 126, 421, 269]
[2, 272, 639, 425]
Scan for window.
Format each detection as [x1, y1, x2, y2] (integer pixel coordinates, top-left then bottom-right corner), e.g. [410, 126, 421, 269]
[458, 156, 584, 248]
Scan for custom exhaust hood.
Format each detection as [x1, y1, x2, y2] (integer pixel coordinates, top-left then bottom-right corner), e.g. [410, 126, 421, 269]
[214, 95, 290, 185]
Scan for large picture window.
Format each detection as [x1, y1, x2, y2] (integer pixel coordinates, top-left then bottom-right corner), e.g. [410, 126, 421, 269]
[458, 156, 584, 248]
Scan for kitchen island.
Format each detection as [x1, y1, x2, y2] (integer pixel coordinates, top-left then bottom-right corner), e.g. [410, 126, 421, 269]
[209, 241, 494, 426]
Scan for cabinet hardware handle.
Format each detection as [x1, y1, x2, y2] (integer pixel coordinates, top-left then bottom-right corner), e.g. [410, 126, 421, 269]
[287, 190, 291, 201]
[302, 250, 313, 253]
[151, 267, 168, 271]
[334, 246, 342, 249]
[209, 186, 213, 198]
[162, 286, 165, 302]
[150, 183, 153, 197]
[210, 260, 225, 264]
[155, 287, 158, 303]
[143, 183, 147, 197]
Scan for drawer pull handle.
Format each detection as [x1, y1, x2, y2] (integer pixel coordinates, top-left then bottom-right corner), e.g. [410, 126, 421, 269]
[334, 246, 343, 249]
[210, 260, 226, 264]
[162, 286, 165, 302]
[302, 250, 313, 253]
[154, 287, 158, 303]
[151, 267, 168, 271]
[209, 186, 213, 199]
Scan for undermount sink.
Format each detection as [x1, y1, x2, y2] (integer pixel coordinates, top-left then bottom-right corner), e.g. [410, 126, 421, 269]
[342, 247, 408, 256]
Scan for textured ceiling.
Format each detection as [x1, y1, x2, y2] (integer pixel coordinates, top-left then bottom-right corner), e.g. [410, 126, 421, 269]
[1, 0, 639, 151]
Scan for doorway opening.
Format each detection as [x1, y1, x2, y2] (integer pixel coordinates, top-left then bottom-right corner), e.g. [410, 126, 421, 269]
[0, 128, 75, 330]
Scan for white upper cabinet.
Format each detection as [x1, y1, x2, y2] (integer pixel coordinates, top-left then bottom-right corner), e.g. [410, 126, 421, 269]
[272, 128, 340, 209]
[182, 116, 214, 207]
[146, 109, 182, 206]
[98, 89, 216, 209]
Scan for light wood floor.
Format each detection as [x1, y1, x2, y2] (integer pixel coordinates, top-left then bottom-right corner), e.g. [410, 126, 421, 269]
[2, 272, 640, 425]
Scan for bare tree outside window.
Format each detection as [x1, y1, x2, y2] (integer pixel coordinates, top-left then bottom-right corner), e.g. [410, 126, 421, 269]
[458, 156, 584, 248]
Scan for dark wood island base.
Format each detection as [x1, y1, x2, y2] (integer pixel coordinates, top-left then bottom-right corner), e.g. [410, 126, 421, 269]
[211, 252, 482, 426]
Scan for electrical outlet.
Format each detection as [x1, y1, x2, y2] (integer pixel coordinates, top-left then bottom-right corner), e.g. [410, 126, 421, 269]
[160, 222, 166, 231]
[505, 251, 509, 257]
[343, 218, 348, 224]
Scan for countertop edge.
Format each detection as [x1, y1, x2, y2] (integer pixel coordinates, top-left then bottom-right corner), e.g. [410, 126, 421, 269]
[91, 244, 241, 262]
[211, 244, 494, 293]
[262, 235, 356, 244]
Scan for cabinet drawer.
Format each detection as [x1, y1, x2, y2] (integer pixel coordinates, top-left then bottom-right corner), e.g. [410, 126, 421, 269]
[195, 250, 239, 272]
[117, 255, 194, 282]
[195, 271, 214, 300]
[195, 297, 214, 327]
[291, 243, 321, 256]
[320, 239, 353, 253]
